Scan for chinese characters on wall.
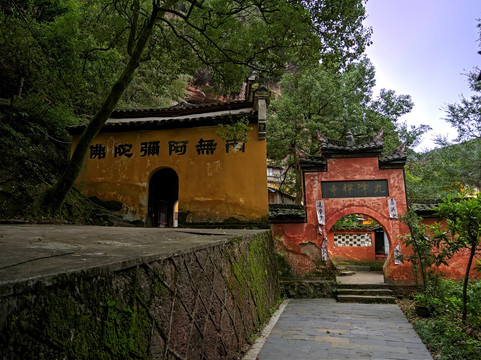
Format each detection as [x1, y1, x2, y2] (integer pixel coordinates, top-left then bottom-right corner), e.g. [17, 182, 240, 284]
[388, 198, 398, 219]
[89, 138, 245, 159]
[321, 180, 389, 198]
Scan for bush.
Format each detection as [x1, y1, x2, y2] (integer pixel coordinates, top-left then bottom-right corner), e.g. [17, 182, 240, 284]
[414, 316, 481, 360]
[0, 97, 109, 223]
[400, 279, 481, 360]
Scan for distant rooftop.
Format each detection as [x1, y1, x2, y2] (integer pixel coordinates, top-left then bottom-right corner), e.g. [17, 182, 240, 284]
[318, 131, 384, 156]
[268, 204, 306, 222]
[408, 199, 441, 217]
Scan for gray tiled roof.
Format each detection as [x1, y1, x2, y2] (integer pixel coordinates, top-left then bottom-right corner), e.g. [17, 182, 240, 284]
[299, 156, 327, 170]
[269, 204, 306, 221]
[110, 99, 251, 118]
[380, 151, 407, 163]
[408, 199, 441, 216]
[68, 101, 255, 135]
[319, 139, 384, 154]
[379, 149, 407, 168]
[315, 131, 407, 168]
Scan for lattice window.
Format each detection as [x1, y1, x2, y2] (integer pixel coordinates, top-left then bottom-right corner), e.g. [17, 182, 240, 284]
[334, 233, 372, 247]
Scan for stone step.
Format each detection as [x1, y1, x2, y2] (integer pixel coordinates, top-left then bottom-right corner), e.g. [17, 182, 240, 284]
[337, 294, 396, 304]
[336, 283, 389, 289]
[337, 265, 371, 272]
[104, 213, 142, 227]
[337, 270, 356, 277]
[337, 288, 393, 296]
[110, 221, 138, 227]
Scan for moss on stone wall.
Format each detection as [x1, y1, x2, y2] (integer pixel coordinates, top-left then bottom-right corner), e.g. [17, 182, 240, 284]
[0, 231, 279, 359]
[228, 232, 280, 328]
[2, 270, 153, 359]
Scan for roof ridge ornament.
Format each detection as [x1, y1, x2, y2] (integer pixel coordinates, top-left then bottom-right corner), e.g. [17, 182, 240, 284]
[395, 141, 407, 154]
[373, 129, 384, 143]
[346, 130, 355, 146]
[316, 130, 329, 143]
[294, 146, 310, 159]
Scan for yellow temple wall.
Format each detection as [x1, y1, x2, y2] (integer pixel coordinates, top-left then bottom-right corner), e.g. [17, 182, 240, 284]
[72, 125, 268, 225]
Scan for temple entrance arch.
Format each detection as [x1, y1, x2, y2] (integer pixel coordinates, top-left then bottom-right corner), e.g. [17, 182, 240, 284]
[148, 167, 179, 227]
[327, 212, 390, 264]
[270, 131, 414, 285]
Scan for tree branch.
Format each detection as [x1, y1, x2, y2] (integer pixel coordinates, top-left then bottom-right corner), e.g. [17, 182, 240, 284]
[127, 0, 140, 56]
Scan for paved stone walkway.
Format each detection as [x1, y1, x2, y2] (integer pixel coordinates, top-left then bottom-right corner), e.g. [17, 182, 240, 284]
[250, 299, 432, 360]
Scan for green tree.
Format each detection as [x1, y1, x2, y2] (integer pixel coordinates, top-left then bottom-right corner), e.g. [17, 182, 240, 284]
[444, 70, 481, 142]
[441, 18, 481, 142]
[400, 209, 453, 308]
[406, 140, 481, 199]
[24, 0, 372, 215]
[436, 194, 481, 322]
[436, 67, 481, 193]
[0, 0, 196, 113]
[267, 58, 423, 197]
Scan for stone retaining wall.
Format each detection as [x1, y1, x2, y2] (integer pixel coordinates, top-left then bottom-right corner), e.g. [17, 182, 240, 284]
[0, 231, 279, 359]
[280, 279, 336, 299]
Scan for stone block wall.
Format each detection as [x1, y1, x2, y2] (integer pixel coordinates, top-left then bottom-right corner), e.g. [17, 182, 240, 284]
[0, 231, 279, 359]
[280, 279, 336, 299]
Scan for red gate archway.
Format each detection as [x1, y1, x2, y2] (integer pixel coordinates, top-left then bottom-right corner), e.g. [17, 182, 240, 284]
[270, 131, 415, 285]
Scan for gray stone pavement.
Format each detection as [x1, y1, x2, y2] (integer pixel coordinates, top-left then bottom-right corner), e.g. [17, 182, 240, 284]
[337, 271, 385, 285]
[249, 299, 433, 360]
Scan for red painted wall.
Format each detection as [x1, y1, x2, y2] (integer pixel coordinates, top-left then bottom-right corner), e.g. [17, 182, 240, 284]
[272, 155, 415, 284]
[327, 230, 376, 263]
[272, 222, 320, 276]
[420, 218, 481, 280]
[272, 154, 480, 285]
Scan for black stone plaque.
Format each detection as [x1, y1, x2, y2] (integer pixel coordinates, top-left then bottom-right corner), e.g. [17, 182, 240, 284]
[321, 180, 389, 198]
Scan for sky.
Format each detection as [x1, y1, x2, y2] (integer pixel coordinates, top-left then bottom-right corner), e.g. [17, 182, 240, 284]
[363, 0, 481, 151]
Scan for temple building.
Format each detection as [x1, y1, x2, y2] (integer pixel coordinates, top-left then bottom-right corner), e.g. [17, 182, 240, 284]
[270, 130, 413, 284]
[68, 88, 270, 227]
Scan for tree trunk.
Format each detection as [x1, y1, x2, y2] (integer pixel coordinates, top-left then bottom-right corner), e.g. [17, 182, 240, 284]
[461, 241, 476, 322]
[30, 4, 169, 215]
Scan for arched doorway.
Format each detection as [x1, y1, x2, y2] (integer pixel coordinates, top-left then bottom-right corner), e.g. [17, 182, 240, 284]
[148, 168, 179, 227]
[328, 213, 390, 264]
[271, 131, 413, 283]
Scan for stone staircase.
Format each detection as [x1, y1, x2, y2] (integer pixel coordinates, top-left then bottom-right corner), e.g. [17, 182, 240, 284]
[336, 283, 396, 304]
[335, 267, 396, 304]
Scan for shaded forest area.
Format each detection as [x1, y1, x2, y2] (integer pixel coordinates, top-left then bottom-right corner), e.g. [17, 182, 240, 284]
[0, 0, 479, 221]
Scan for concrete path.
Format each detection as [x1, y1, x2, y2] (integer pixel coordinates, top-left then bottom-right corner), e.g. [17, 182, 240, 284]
[248, 299, 432, 360]
[337, 271, 385, 285]
[0, 225, 266, 292]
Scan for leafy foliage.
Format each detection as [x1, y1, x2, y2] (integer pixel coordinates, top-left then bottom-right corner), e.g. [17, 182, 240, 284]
[399, 209, 454, 307]
[266, 58, 426, 196]
[412, 20, 481, 200]
[331, 214, 380, 231]
[414, 314, 481, 360]
[267, 58, 421, 160]
[1, 0, 117, 112]
[0, 101, 107, 222]
[444, 70, 481, 142]
[216, 117, 252, 144]
[399, 279, 481, 360]
[401, 196, 481, 322]
[436, 194, 481, 322]
[405, 139, 481, 199]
